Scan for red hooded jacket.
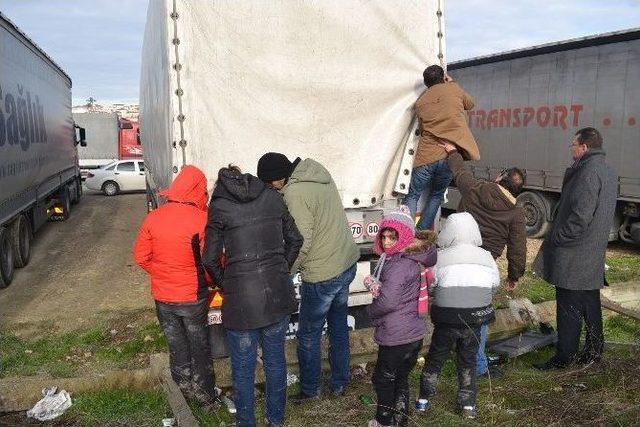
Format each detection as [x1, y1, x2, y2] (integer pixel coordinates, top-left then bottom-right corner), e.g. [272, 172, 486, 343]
[133, 165, 210, 303]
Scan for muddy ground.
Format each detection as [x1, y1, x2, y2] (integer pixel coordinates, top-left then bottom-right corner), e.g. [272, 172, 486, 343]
[0, 191, 154, 336]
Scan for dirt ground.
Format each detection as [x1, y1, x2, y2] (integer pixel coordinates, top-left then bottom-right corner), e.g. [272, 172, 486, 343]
[0, 191, 154, 336]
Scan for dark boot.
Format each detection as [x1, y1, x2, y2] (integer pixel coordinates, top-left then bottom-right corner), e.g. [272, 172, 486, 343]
[393, 389, 410, 427]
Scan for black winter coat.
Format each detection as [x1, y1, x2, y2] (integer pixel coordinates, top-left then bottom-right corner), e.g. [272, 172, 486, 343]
[202, 170, 303, 330]
[542, 149, 618, 290]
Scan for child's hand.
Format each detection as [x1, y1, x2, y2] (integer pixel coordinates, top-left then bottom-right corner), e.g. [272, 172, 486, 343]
[363, 274, 382, 298]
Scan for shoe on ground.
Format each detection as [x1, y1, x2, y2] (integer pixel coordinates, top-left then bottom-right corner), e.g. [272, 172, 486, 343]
[331, 386, 347, 397]
[461, 405, 477, 419]
[289, 391, 320, 404]
[415, 398, 430, 412]
[576, 353, 602, 365]
[367, 420, 392, 427]
[479, 366, 504, 379]
[533, 359, 566, 371]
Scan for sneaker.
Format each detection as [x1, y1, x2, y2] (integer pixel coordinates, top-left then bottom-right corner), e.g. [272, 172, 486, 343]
[289, 391, 320, 404]
[479, 366, 504, 379]
[461, 405, 477, 419]
[331, 386, 347, 397]
[415, 398, 430, 412]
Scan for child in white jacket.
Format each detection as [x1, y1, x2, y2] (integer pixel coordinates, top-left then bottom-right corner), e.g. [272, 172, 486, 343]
[416, 212, 500, 420]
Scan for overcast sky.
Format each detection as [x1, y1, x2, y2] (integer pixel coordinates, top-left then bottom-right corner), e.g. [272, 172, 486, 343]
[1, 0, 639, 105]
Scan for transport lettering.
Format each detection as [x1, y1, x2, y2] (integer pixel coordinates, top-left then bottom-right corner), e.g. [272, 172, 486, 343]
[467, 104, 583, 130]
[0, 83, 48, 151]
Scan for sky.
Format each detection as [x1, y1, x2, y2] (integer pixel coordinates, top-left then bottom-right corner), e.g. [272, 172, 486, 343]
[1, 0, 639, 105]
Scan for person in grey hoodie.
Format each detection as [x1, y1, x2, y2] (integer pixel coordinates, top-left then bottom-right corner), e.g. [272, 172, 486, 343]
[417, 212, 500, 420]
[366, 206, 437, 427]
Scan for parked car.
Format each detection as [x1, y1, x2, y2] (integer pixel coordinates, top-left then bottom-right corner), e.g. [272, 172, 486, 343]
[84, 160, 146, 196]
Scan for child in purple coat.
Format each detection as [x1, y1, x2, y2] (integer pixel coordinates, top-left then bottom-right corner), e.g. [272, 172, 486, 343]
[365, 206, 437, 427]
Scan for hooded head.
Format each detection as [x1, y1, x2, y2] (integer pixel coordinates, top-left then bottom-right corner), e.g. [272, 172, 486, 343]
[437, 212, 483, 249]
[374, 205, 415, 255]
[159, 165, 208, 211]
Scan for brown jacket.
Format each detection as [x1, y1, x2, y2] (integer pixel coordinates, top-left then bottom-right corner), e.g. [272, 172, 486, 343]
[414, 82, 480, 168]
[447, 152, 526, 281]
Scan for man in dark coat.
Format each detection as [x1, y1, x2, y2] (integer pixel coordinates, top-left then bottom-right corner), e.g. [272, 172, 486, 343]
[203, 166, 303, 426]
[534, 127, 618, 370]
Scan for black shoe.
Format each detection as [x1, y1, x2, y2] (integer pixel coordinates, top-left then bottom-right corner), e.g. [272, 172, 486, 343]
[576, 353, 602, 365]
[533, 359, 566, 371]
[289, 391, 320, 404]
[479, 366, 504, 379]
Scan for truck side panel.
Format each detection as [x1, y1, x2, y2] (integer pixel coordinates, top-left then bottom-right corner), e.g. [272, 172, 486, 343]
[0, 15, 77, 224]
[449, 36, 640, 200]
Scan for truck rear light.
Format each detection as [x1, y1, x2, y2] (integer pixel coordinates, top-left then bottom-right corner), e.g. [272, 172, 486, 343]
[209, 290, 224, 309]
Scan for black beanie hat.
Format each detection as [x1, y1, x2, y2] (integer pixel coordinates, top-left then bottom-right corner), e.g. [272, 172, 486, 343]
[257, 152, 300, 182]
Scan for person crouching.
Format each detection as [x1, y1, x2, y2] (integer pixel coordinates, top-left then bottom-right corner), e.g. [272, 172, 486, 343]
[416, 212, 500, 419]
[366, 206, 437, 427]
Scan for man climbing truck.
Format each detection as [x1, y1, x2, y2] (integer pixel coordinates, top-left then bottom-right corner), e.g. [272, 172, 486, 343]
[0, 12, 85, 288]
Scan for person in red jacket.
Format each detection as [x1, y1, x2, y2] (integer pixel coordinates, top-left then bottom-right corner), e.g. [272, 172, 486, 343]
[133, 165, 218, 408]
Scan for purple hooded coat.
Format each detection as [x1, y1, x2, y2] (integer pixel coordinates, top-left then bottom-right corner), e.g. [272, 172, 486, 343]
[367, 235, 437, 347]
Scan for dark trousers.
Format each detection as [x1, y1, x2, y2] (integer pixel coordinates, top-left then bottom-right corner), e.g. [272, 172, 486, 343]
[155, 298, 217, 404]
[372, 339, 423, 426]
[419, 323, 480, 408]
[554, 287, 604, 365]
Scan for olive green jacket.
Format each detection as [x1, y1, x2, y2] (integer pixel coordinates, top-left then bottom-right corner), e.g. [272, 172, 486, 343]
[282, 159, 360, 283]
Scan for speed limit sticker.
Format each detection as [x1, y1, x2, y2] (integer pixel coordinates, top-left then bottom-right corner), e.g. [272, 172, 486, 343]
[366, 222, 379, 237]
[350, 222, 363, 238]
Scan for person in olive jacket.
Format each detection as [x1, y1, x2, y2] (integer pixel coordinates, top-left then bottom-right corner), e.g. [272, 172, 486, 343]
[257, 153, 360, 402]
[203, 166, 303, 427]
[534, 127, 618, 370]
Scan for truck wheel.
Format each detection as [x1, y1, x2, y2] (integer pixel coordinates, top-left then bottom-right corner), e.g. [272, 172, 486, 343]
[517, 191, 551, 238]
[102, 181, 119, 196]
[0, 227, 15, 288]
[11, 215, 32, 268]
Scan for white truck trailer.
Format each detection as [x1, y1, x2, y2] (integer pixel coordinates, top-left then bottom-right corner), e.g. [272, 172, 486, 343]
[0, 12, 85, 288]
[73, 112, 120, 172]
[139, 0, 445, 328]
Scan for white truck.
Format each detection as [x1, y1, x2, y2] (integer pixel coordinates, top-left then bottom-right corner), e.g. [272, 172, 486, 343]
[73, 112, 119, 172]
[0, 12, 85, 288]
[139, 1, 445, 328]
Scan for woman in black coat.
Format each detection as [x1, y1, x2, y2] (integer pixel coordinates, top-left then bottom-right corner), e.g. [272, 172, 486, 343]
[203, 166, 302, 427]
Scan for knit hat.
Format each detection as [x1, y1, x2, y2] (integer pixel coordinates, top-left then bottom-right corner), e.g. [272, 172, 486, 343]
[257, 152, 301, 182]
[375, 205, 416, 255]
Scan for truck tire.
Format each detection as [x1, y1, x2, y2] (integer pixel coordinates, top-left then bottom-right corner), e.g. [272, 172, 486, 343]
[517, 191, 551, 238]
[71, 179, 82, 205]
[102, 181, 119, 196]
[0, 227, 15, 288]
[64, 187, 72, 220]
[11, 215, 32, 268]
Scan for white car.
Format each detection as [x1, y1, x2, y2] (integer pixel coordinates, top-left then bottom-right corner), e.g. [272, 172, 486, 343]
[84, 160, 146, 196]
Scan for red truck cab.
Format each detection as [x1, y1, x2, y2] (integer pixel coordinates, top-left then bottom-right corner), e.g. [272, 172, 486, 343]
[118, 119, 142, 159]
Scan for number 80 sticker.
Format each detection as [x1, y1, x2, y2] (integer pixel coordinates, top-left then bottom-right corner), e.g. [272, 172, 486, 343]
[366, 222, 379, 237]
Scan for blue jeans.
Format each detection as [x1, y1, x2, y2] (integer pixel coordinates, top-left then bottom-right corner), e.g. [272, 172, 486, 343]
[403, 159, 453, 230]
[297, 264, 357, 396]
[226, 316, 290, 427]
[476, 324, 489, 376]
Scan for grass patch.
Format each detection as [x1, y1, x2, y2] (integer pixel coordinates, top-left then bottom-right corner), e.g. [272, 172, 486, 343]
[64, 387, 171, 426]
[605, 253, 640, 283]
[604, 315, 640, 343]
[0, 322, 168, 378]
